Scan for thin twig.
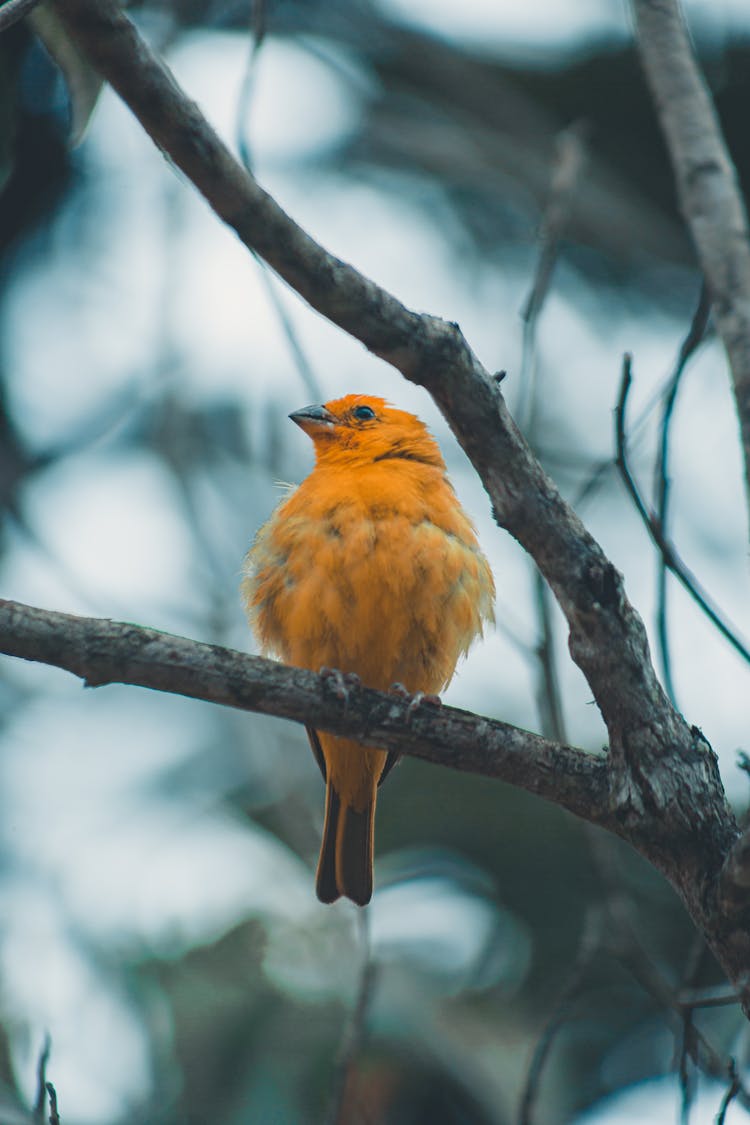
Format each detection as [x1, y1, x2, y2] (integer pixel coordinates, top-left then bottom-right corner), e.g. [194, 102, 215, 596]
[518, 908, 602, 1125]
[0, 0, 42, 32]
[326, 911, 377, 1125]
[606, 900, 750, 1109]
[517, 120, 588, 432]
[677, 930, 713, 1125]
[46, 1083, 60, 1125]
[678, 983, 742, 1010]
[716, 1059, 741, 1125]
[253, 257, 323, 402]
[33, 1036, 50, 1122]
[678, 1007, 698, 1125]
[520, 125, 582, 746]
[572, 365, 695, 511]
[233, 1, 323, 401]
[615, 354, 750, 665]
[235, 0, 267, 172]
[653, 284, 712, 705]
[533, 569, 568, 745]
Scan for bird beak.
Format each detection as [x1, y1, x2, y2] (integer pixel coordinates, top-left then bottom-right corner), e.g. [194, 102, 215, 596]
[289, 404, 337, 434]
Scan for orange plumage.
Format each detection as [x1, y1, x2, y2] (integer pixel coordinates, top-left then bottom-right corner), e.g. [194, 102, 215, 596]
[241, 395, 495, 906]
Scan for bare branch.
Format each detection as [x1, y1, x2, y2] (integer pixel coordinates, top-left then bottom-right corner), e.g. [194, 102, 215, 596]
[33, 1037, 50, 1124]
[631, 0, 750, 516]
[252, 259, 323, 402]
[533, 569, 568, 745]
[45, 1085, 60, 1125]
[615, 354, 750, 666]
[653, 284, 712, 705]
[678, 983, 742, 1010]
[518, 908, 602, 1125]
[520, 125, 580, 747]
[0, 0, 42, 32]
[235, 0, 268, 173]
[716, 1059, 741, 1125]
[518, 119, 589, 431]
[233, 0, 323, 402]
[0, 598, 610, 828]
[605, 899, 750, 1106]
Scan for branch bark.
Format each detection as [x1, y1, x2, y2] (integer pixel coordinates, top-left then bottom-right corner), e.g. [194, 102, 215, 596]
[0, 599, 610, 826]
[0, 0, 42, 32]
[28, 0, 749, 998]
[631, 0, 750, 519]
[718, 828, 750, 920]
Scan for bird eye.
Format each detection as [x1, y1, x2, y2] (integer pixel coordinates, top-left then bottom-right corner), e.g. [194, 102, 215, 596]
[353, 405, 376, 421]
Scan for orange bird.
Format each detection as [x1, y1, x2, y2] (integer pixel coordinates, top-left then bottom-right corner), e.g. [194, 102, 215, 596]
[242, 395, 495, 906]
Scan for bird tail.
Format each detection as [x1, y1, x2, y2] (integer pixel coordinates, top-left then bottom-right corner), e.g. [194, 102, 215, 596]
[316, 781, 375, 907]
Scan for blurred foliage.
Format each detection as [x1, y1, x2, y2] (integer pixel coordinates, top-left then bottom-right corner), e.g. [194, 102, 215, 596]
[1, 2, 749, 1124]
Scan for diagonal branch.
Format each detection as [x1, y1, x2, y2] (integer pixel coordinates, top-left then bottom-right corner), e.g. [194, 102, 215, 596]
[0, 599, 611, 828]
[631, 0, 750, 520]
[615, 354, 750, 665]
[653, 284, 711, 704]
[0, 0, 42, 32]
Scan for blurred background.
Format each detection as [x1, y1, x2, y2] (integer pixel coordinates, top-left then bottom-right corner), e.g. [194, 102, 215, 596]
[1, 0, 750, 1121]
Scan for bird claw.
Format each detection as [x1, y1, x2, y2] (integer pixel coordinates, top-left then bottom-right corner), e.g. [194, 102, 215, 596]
[388, 684, 442, 723]
[407, 691, 442, 718]
[389, 682, 411, 700]
[320, 666, 360, 704]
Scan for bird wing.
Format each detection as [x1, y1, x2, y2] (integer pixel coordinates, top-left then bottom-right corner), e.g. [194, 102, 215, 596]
[308, 725, 398, 788]
[378, 751, 400, 786]
[305, 726, 327, 781]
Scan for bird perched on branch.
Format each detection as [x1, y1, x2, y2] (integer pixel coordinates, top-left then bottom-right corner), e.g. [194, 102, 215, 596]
[242, 394, 495, 906]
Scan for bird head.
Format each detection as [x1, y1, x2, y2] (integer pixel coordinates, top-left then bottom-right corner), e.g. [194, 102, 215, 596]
[289, 394, 446, 469]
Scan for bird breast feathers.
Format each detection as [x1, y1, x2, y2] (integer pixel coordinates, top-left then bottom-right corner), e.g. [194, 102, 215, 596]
[244, 466, 494, 690]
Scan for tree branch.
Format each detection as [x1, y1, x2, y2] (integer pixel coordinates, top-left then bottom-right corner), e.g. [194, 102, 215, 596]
[0, 599, 610, 827]
[0, 0, 42, 32]
[615, 354, 750, 665]
[653, 283, 711, 705]
[631, 0, 750, 519]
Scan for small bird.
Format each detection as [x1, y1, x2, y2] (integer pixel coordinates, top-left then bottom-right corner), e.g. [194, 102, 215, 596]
[242, 395, 495, 906]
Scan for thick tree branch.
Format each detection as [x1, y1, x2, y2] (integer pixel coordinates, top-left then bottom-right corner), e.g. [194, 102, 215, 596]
[0, 599, 610, 826]
[631, 0, 750, 517]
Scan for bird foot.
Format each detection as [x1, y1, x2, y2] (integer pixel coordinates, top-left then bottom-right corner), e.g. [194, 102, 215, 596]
[320, 667, 360, 703]
[389, 683, 442, 722]
[389, 682, 411, 700]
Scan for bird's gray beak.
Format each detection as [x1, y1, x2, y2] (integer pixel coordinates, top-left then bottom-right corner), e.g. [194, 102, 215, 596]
[289, 404, 337, 433]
